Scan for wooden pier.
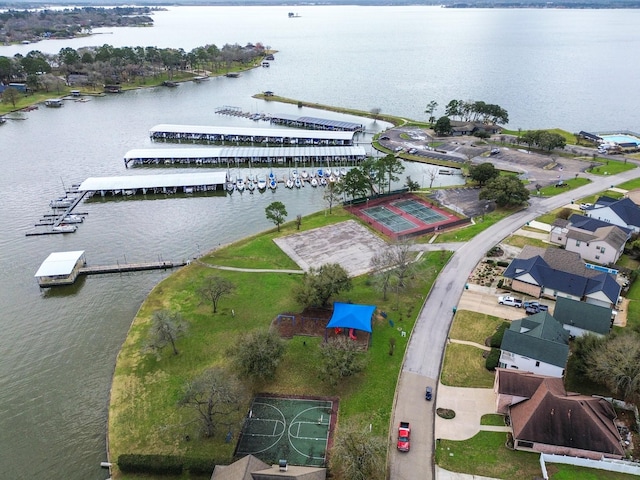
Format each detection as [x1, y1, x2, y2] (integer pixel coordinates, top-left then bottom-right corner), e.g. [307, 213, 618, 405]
[79, 260, 188, 276]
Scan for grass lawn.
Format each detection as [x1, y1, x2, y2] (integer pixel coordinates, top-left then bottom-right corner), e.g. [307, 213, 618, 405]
[480, 414, 505, 426]
[440, 343, 495, 388]
[108, 212, 452, 479]
[617, 178, 640, 191]
[435, 209, 515, 243]
[585, 159, 636, 176]
[501, 234, 549, 249]
[551, 465, 640, 480]
[449, 310, 504, 345]
[538, 177, 591, 196]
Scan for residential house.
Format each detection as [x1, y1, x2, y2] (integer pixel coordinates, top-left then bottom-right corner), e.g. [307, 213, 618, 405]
[494, 369, 624, 460]
[498, 312, 570, 377]
[550, 214, 629, 265]
[211, 456, 326, 480]
[586, 197, 640, 233]
[502, 246, 621, 308]
[449, 120, 502, 136]
[553, 296, 612, 337]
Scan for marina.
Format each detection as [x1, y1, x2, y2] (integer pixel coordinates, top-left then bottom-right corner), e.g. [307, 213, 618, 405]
[124, 145, 367, 167]
[149, 124, 358, 146]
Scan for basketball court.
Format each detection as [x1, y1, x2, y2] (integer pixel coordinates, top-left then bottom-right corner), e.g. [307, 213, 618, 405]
[235, 396, 337, 467]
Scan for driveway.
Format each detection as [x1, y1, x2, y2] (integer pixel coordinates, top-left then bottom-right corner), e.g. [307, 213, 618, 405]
[389, 164, 640, 480]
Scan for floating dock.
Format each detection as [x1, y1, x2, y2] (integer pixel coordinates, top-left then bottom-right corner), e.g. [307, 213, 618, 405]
[215, 108, 365, 132]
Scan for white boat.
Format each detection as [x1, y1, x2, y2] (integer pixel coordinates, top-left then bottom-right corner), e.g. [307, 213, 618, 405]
[236, 177, 245, 192]
[247, 178, 256, 191]
[52, 225, 77, 233]
[50, 198, 73, 208]
[301, 170, 309, 180]
[285, 176, 294, 189]
[294, 177, 302, 188]
[340, 167, 347, 176]
[62, 215, 84, 224]
[325, 167, 332, 177]
[320, 177, 328, 186]
[329, 174, 337, 183]
[310, 177, 318, 187]
[257, 176, 267, 191]
[291, 169, 299, 179]
[269, 178, 277, 190]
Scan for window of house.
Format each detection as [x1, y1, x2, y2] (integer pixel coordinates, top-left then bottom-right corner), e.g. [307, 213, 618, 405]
[535, 361, 540, 367]
[576, 240, 581, 246]
[596, 255, 600, 260]
[601, 247, 606, 253]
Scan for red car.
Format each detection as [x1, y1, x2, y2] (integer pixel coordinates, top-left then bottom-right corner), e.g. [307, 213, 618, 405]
[397, 422, 411, 452]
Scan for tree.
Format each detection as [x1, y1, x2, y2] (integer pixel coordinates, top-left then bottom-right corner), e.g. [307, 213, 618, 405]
[379, 154, 405, 194]
[580, 333, 640, 402]
[1, 86, 20, 107]
[340, 167, 370, 202]
[468, 162, 499, 186]
[369, 248, 396, 301]
[434, 116, 452, 136]
[144, 309, 187, 357]
[232, 329, 285, 381]
[323, 182, 342, 213]
[425, 166, 439, 188]
[198, 275, 235, 314]
[319, 336, 367, 386]
[179, 367, 248, 437]
[479, 176, 530, 207]
[405, 176, 420, 191]
[294, 263, 352, 308]
[425, 100, 438, 125]
[537, 131, 566, 151]
[330, 421, 386, 480]
[265, 201, 287, 231]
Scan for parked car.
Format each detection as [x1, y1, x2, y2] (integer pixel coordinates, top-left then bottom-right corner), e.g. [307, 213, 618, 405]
[498, 296, 523, 308]
[397, 422, 411, 452]
[490, 148, 500, 155]
[579, 203, 593, 210]
[524, 302, 549, 314]
[425, 386, 433, 401]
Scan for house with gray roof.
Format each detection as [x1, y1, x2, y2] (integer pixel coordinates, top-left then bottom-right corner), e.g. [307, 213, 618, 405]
[586, 197, 640, 233]
[494, 369, 624, 460]
[502, 246, 621, 309]
[498, 312, 570, 378]
[211, 456, 326, 480]
[549, 215, 629, 265]
[553, 296, 613, 337]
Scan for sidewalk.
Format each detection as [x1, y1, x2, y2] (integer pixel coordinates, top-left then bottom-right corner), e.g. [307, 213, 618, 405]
[436, 466, 503, 480]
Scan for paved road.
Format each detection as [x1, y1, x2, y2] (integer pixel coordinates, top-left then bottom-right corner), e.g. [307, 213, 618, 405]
[388, 166, 640, 480]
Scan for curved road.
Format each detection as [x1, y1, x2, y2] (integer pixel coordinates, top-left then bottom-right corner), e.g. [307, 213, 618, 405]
[388, 166, 640, 480]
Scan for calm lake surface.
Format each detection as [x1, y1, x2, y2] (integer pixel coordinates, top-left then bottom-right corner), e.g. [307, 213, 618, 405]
[1, 6, 639, 479]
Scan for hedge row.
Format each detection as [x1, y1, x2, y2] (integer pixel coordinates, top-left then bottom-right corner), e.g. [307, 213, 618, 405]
[118, 454, 230, 475]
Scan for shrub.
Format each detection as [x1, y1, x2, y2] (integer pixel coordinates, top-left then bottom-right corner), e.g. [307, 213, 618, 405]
[497, 279, 504, 289]
[489, 322, 510, 348]
[184, 456, 230, 475]
[484, 259, 495, 265]
[485, 348, 501, 371]
[497, 261, 509, 267]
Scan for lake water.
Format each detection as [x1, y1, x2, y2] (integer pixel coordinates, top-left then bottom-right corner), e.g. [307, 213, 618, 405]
[0, 6, 639, 479]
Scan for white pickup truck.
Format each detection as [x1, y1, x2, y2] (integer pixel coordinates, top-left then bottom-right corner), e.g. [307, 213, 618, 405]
[498, 296, 523, 308]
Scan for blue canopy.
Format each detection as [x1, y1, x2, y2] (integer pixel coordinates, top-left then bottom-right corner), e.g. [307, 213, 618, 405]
[326, 302, 376, 333]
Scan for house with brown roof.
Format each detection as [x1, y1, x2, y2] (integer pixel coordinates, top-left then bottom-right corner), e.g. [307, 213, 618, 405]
[211, 456, 326, 480]
[502, 246, 621, 309]
[550, 215, 630, 265]
[494, 369, 624, 460]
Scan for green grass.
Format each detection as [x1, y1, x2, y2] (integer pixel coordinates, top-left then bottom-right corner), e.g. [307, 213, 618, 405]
[501, 234, 550, 249]
[109, 212, 453, 479]
[440, 343, 495, 388]
[585, 158, 636, 176]
[480, 414, 505, 426]
[449, 310, 504, 345]
[550, 464, 640, 479]
[538, 177, 591, 196]
[435, 209, 514, 243]
[617, 178, 640, 191]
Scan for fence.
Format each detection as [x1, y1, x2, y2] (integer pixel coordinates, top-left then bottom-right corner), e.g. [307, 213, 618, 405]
[539, 453, 640, 478]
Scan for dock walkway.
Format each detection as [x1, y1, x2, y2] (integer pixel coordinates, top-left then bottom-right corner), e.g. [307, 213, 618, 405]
[79, 261, 187, 276]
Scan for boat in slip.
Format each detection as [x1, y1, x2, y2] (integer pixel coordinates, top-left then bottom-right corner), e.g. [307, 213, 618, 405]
[301, 170, 309, 180]
[310, 177, 318, 187]
[269, 178, 277, 190]
[52, 225, 77, 233]
[236, 177, 245, 192]
[320, 177, 328, 186]
[294, 177, 302, 188]
[285, 176, 294, 189]
[257, 176, 267, 191]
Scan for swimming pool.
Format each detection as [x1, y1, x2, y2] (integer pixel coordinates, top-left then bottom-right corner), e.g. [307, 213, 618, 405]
[600, 134, 640, 145]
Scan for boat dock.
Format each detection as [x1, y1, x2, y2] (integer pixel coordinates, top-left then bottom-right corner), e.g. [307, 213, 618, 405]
[79, 260, 187, 276]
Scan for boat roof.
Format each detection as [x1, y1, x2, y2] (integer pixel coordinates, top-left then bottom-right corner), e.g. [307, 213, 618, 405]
[124, 146, 366, 160]
[35, 251, 85, 277]
[270, 113, 364, 131]
[149, 124, 355, 141]
[78, 172, 228, 191]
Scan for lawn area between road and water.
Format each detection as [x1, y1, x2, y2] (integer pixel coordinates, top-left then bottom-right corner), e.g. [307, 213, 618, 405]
[537, 177, 591, 197]
[108, 208, 452, 479]
[434, 209, 514, 243]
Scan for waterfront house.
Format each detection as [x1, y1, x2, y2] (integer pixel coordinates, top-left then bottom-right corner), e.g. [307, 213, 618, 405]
[494, 369, 624, 460]
[498, 312, 569, 378]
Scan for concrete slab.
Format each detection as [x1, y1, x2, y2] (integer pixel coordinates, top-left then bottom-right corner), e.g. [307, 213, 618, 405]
[273, 219, 387, 276]
[436, 466, 504, 480]
[434, 385, 498, 441]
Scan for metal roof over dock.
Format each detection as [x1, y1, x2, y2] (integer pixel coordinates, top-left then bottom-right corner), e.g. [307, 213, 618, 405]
[149, 124, 356, 144]
[35, 251, 85, 278]
[124, 146, 367, 167]
[78, 172, 227, 192]
[269, 114, 365, 132]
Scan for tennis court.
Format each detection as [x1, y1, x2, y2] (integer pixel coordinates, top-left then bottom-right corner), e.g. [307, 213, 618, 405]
[392, 199, 448, 224]
[235, 396, 336, 467]
[347, 193, 465, 239]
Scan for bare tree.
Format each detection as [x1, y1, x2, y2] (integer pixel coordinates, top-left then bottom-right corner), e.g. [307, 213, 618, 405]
[370, 248, 396, 301]
[198, 275, 236, 314]
[319, 336, 367, 386]
[426, 166, 439, 188]
[323, 182, 342, 214]
[331, 421, 386, 480]
[232, 329, 285, 381]
[144, 309, 187, 357]
[179, 367, 248, 437]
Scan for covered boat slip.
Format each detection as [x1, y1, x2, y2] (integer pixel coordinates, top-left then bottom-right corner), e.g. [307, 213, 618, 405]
[149, 124, 356, 146]
[77, 172, 227, 196]
[35, 251, 86, 287]
[268, 113, 365, 132]
[124, 146, 367, 168]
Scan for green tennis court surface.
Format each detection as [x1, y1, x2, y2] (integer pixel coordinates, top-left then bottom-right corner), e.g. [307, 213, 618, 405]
[361, 205, 417, 232]
[235, 396, 335, 467]
[392, 199, 448, 223]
